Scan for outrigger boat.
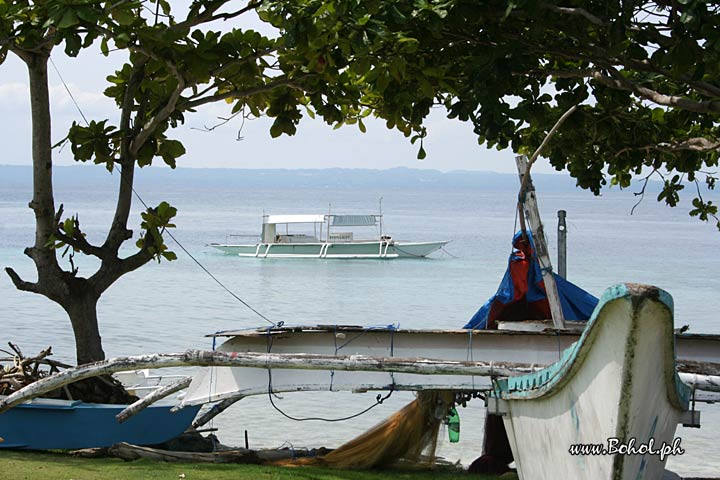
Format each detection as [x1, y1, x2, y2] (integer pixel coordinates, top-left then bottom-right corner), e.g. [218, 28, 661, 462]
[210, 213, 449, 259]
[174, 284, 717, 479]
[0, 371, 200, 450]
[178, 293, 720, 407]
[0, 396, 201, 450]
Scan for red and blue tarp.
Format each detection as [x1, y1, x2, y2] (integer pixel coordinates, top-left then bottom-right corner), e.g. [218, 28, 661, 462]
[464, 231, 598, 330]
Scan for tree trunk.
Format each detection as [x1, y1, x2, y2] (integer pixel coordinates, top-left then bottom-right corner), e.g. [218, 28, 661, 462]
[25, 53, 61, 279]
[62, 284, 105, 365]
[15, 51, 107, 365]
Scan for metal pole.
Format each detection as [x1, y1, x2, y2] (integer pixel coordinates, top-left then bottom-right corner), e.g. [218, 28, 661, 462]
[557, 210, 567, 279]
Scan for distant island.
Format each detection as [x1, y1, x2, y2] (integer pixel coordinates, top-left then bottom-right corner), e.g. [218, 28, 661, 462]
[0, 164, 664, 194]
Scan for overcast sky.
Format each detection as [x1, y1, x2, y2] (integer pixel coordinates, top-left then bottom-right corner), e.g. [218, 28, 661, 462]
[0, 6, 561, 174]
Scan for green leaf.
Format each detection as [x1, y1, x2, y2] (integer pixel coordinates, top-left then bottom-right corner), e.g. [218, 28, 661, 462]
[58, 10, 79, 29]
[63, 218, 75, 236]
[112, 9, 136, 26]
[161, 251, 178, 261]
[64, 33, 82, 57]
[651, 108, 665, 123]
[417, 144, 427, 160]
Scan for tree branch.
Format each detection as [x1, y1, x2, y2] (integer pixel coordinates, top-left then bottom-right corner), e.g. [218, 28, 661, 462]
[206, 1, 263, 23]
[540, 4, 604, 25]
[129, 62, 185, 157]
[592, 69, 720, 114]
[670, 137, 720, 152]
[519, 104, 579, 196]
[91, 249, 154, 294]
[183, 75, 311, 110]
[170, 0, 261, 33]
[4, 268, 40, 294]
[53, 230, 105, 259]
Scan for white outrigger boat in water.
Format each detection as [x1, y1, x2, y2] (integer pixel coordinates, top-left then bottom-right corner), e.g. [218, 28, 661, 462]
[210, 213, 449, 259]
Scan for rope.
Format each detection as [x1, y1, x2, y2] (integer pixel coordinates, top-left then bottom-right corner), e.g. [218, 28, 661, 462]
[439, 246, 459, 258]
[264, 325, 396, 422]
[266, 368, 394, 422]
[49, 56, 89, 126]
[467, 329, 475, 389]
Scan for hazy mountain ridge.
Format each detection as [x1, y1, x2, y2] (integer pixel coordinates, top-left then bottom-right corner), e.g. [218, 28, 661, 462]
[0, 164, 656, 193]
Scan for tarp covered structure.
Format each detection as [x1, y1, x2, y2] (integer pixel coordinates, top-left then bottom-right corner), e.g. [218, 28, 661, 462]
[464, 231, 598, 330]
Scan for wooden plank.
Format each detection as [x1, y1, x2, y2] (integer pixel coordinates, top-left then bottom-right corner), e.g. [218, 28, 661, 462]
[516, 154, 566, 328]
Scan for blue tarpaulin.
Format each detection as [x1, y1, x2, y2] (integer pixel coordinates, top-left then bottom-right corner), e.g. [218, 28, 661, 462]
[464, 232, 598, 330]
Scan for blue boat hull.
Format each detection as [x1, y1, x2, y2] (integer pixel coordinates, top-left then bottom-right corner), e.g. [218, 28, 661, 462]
[0, 398, 201, 450]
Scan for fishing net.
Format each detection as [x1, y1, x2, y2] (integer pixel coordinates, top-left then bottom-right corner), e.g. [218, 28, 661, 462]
[276, 390, 454, 469]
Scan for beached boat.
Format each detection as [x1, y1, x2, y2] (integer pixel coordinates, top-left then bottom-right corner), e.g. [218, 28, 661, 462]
[0, 396, 201, 450]
[488, 283, 697, 480]
[177, 296, 720, 407]
[0, 370, 200, 450]
[210, 214, 449, 259]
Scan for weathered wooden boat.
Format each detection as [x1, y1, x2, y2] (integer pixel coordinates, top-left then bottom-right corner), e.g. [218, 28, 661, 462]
[177, 315, 720, 408]
[210, 213, 449, 259]
[0, 396, 201, 450]
[487, 283, 697, 480]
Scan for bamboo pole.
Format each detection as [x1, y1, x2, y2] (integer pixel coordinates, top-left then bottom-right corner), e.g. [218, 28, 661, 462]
[1, 350, 717, 415]
[516, 155, 566, 329]
[0, 350, 542, 412]
[189, 397, 242, 429]
[116, 376, 192, 423]
[678, 372, 720, 393]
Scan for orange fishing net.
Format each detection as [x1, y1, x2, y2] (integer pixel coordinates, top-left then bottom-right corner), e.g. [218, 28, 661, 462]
[276, 390, 454, 469]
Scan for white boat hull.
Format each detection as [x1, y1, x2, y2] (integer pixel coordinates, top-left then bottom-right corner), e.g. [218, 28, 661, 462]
[490, 284, 693, 480]
[209, 240, 449, 258]
[181, 306, 719, 407]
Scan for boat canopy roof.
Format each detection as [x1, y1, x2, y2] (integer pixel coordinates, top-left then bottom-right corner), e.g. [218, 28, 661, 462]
[330, 214, 380, 226]
[263, 214, 382, 226]
[265, 214, 326, 224]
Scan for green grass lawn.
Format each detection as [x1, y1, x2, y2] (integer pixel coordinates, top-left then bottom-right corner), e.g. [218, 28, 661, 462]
[0, 450, 504, 480]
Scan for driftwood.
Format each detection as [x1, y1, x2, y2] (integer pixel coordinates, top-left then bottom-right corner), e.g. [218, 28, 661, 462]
[105, 442, 322, 463]
[116, 376, 192, 423]
[108, 442, 262, 464]
[0, 344, 54, 395]
[0, 343, 136, 404]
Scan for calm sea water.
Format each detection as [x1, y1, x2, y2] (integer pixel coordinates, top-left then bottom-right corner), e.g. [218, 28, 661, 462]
[0, 172, 718, 476]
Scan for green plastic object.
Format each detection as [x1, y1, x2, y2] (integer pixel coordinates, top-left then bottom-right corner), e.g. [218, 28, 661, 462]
[447, 407, 460, 443]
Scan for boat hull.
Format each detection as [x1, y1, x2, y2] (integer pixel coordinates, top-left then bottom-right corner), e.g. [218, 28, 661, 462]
[491, 284, 691, 480]
[180, 322, 719, 406]
[209, 240, 449, 258]
[0, 398, 201, 450]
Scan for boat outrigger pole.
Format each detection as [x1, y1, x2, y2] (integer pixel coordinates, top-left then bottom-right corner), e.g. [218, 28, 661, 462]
[516, 155, 566, 329]
[514, 106, 578, 330]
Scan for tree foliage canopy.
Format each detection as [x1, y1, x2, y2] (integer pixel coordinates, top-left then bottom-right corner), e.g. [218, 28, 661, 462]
[0, 0, 370, 363]
[266, 0, 720, 227]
